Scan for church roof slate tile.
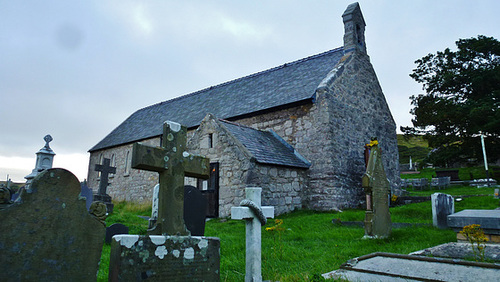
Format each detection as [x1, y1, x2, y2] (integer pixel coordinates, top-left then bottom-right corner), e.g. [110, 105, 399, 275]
[220, 120, 310, 169]
[89, 47, 344, 152]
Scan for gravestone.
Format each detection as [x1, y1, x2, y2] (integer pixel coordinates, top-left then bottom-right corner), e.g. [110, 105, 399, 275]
[362, 140, 391, 238]
[0, 168, 105, 281]
[149, 184, 208, 235]
[105, 223, 129, 244]
[24, 134, 56, 186]
[109, 121, 220, 281]
[431, 193, 454, 229]
[93, 157, 116, 213]
[80, 182, 94, 211]
[0, 185, 12, 204]
[231, 187, 275, 282]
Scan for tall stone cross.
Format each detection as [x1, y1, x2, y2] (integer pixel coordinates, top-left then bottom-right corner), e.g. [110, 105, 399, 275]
[95, 158, 116, 195]
[131, 121, 210, 236]
[231, 187, 274, 282]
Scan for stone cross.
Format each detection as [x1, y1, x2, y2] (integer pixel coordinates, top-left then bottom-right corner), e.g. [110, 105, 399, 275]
[95, 157, 116, 195]
[132, 121, 210, 236]
[231, 187, 274, 282]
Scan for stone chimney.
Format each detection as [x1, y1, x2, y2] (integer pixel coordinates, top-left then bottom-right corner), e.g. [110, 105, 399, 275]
[342, 2, 366, 54]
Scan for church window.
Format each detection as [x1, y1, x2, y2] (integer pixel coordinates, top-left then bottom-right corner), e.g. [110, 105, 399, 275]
[208, 133, 214, 148]
[97, 154, 103, 179]
[110, 154, 116, 178]
[124, 151, 130, 176]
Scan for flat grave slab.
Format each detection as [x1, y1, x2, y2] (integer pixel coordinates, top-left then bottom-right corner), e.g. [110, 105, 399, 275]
[448, 209, 500, 242]
[323, 252, 500, 281]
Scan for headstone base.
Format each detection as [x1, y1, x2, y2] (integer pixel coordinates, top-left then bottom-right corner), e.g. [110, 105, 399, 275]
[109, 235, 220, 281]
[93, 193, 114, 213]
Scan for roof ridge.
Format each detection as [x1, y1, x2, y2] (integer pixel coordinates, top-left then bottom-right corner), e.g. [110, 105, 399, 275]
[134, 47, 344, 113]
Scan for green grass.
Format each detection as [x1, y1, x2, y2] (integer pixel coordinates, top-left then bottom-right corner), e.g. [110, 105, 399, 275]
[97, 194, 499, 281]
[406, 185, 496, 197]
[401, 166, 499, 181]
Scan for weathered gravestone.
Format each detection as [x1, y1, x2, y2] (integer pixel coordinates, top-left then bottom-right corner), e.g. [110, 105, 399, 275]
[362, 140, 391, 238]
[494, 188, 499, 199]
[93, 157, 116, 213]
[149, 184, 208, 236]
[431, 193, 454, 229]
[231, 187, 274, 282]
[80, 182, 94, 211]
[109, 121, 220, 281]
[0, 168, 106, 281]
[106, 223, 129, 244]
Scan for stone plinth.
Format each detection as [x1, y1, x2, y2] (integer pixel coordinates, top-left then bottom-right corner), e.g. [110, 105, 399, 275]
[448, 209, 500, 243]
[109, 235, 220, 281]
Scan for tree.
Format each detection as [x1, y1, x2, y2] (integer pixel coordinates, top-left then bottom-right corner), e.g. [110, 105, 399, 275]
[403, 35, 500, 166]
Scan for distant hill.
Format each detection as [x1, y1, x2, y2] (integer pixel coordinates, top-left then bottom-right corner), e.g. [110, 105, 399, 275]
[397, 134, 432, 165]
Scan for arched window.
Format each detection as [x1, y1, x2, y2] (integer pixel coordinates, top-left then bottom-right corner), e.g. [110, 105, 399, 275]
[110, 154, 116, 178]
[97, 154, 103, 179]
[124, 151, 130, 176]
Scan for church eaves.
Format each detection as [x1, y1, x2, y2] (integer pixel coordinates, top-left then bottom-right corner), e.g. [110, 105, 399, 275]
[89, 47, 344, 152]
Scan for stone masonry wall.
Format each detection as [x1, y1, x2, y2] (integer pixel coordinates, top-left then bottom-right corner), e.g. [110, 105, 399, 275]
[187, 116, 251, 217]
[246, 164, 307, 215]
[88, 51, 399, 214]
[88, 138, 160, 203]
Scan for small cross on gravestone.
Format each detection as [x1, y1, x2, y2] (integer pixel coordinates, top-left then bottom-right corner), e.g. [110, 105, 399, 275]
[231, 187, 275, 282]
[94, 157, 116, 213]
[131, 121, 209, 235]
[108, 121, 220, 281]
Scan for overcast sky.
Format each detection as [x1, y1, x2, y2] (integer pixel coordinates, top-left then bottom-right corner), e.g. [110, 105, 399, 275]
[1, 1, 499, 182]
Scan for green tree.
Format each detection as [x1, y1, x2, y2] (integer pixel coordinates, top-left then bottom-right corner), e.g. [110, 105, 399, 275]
[403, 35, 500, 166]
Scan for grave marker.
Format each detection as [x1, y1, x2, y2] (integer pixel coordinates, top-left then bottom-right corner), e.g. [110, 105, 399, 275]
[431, 193, 454, 229]
[109, 121, 220, 281]
[94, 157, 116, 213]
[362, 140, 391, 238]
[0, 168, 105, 281]
[80, 182, 94, 211]
[131, 121, 210, 235]
[24, 134, 56, 186]
[231, 187, 274, 282]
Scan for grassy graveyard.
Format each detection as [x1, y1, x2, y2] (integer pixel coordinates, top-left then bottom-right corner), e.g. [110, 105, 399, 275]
[97, 187, 498, 281]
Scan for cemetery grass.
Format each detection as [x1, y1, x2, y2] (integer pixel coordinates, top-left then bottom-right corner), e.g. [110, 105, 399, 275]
[98, 195, 497, 281]
[407, 185, 497, 197]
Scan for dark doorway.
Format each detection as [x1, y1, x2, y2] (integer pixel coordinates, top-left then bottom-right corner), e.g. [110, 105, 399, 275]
[197, 162, 219, 218]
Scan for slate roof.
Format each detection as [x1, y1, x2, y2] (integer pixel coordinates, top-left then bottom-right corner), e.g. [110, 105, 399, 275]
[220, 120, 310, 169]
[89, 47, 344, 152]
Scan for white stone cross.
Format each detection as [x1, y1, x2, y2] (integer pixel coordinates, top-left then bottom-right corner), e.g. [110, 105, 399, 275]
[231, 187, 274, 282]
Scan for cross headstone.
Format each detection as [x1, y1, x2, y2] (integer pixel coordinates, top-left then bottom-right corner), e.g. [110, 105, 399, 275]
[362, 140, 391, 238]
[231, 187, 275, 282]
[94, 157, 116, 213]
[431, 193, 454, 229]
[0, 168, 105, 281]
[109, 121, 220, 281]
[131, 121, 210, 235]
[95, 157, 116, 195]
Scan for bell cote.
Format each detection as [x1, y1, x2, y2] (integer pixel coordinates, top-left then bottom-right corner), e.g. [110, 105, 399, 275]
[342, 2, 366, 54]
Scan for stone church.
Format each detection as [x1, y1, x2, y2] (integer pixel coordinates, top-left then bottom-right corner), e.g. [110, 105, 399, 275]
[88, 3, 400, 217]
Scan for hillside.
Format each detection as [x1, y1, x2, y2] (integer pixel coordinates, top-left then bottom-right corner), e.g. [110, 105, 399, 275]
[397, 134, 432, 165]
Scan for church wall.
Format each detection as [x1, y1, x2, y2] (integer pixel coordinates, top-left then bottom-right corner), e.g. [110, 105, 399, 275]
[87, 138, 160, 203]
[87, 53, 399, 215]
[302, 51, 399, 211]
[187, 117, 250, 217]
